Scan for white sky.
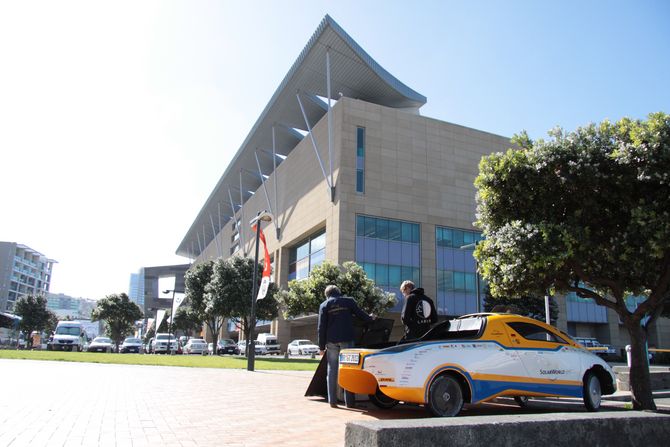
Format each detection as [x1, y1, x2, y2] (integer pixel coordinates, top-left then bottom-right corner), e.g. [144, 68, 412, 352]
[1, 1, 668, 300]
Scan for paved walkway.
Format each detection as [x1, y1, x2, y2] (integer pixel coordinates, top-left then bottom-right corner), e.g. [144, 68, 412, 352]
[0, 359, 425, 447]
[1, 359, 668, 446]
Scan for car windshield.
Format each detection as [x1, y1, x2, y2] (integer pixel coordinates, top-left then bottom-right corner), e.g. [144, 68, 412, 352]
[55, 326, 80, 336]
[124, 338, 141, 344]
[94, 338, 112, 343]
[219, 339, 235, 345]
[156, 335, 170, 340]
[191, 339, 205, 344]
[298, 341, 313, 345]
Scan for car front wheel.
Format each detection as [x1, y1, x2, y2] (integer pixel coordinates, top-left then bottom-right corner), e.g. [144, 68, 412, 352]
[368, 387, 399, 409]
[583, 371, 602, 411]
[426, 374, 464, 417]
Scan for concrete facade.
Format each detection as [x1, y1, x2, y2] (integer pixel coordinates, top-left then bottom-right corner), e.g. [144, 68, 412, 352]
[0, 241, 55, 312]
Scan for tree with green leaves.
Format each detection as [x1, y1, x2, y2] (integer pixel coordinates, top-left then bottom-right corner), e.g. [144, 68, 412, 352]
[483, 289, 558, 324]
[474, 112, 670, 410]
[91, 293, 143, 350]
[277, 261, 396, 318]
[14, 295, 54, 348]
[185, 260, 224, 348]
[207, 256, 280, 350]
[172, 304, 202, 338]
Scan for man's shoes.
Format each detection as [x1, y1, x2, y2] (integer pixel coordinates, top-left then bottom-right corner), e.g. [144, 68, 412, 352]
[345, 403, 356, 409]
[330, 403, 338, 408]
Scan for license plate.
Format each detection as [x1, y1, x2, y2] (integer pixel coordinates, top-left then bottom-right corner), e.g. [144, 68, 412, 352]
[339, 352, 360, 364]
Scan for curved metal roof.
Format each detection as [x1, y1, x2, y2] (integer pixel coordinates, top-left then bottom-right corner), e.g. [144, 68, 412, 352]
[176, 14, 426, 258]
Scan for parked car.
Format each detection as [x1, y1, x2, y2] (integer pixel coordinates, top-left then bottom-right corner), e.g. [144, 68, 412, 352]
[48, 321, 86, 352]
[215, 339, 240, 355]
[87, 337, 116, 353]
[151, 333, 179, 354]
[574, 337, 617, 358]
[120, 337, 143, 354]
[237, 339, 264, 356]
[287, 339, 319, 356]
[339, 313, 617, 416]
[183, 338, 208, 355]
[256, 333, 280, 355]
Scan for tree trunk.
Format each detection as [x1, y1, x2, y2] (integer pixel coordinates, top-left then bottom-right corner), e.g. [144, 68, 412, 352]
[624, 320, 656, 410]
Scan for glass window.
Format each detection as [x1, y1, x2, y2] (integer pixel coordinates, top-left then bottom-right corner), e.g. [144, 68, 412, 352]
[357, 127, 365, 155]
[401, 222, 413, 242]
[356, 215, 365, 236]
[412, 224, 420, 243]
[364, 216, 376, 238]
[507, 322, 567, 344]
[376, 219, 389, 240]
[296, 241, 310, 260]
[356, 170, 365, 193]
[389, 265, 401, 286]
[376, 264, 388, 286]
[288, 230, 327, 281]
[310, 249, 325, 270]
[311, 232, 326, 252]
[388, 220, 401, 241]
[356, 127, 365, 193]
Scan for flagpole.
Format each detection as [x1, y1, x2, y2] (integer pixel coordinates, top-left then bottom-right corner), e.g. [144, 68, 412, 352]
[247, 210, 273, 372]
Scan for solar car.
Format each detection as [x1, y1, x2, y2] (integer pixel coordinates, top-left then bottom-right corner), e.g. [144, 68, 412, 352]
[338, 313, 616, 416]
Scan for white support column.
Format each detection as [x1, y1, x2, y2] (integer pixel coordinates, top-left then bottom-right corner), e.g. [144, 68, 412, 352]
[209, 214, 221, 258]
[239, 171, 246, 255]
[296, 91, 333, 200]
[272, 126, 280, 240]
[228, 188, 241, 253]
[254, 150, 280, 240]
[326, 48, 335, 202]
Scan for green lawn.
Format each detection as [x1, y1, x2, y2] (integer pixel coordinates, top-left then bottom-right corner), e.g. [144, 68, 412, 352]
[0, 350, 320, 371]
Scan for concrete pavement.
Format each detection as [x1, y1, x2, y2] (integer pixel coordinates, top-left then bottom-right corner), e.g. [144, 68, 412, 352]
[0, 359, 424, 447]
[1, 359, 668, 446]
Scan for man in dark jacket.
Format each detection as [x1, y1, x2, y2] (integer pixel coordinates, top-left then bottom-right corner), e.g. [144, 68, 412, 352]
[400, 280, 438, 340]
[318, 285, 373, 408]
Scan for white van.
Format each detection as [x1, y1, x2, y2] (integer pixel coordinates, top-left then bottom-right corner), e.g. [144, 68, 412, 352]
[256, 333, 281, 355]
[48, 321, 86, 352]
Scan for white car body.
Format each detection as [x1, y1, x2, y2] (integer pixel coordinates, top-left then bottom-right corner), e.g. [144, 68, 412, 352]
[50, 321, 86, 352]
[152, 333, 179, 354]
[256, 333, 280, 355]
[183, 339, 208, 355]
[339, 314, 617, 416]
[87, 337, 115, 353]
[287, 339, 319, 355]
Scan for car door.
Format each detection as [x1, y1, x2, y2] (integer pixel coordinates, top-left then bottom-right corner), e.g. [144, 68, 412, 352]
[504, 322, 582, 383]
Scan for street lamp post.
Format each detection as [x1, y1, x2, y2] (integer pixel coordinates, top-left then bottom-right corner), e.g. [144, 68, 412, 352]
[460, 241, 481, 314]
[247, 210, 273, 372]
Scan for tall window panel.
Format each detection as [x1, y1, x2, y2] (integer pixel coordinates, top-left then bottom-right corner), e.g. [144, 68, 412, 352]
[435, 226, 485, 316]
[356, 127, 365, 193]
[288, 231, 326, 281]
[566, 290, 608, 323]
[355, 215, 421, 312]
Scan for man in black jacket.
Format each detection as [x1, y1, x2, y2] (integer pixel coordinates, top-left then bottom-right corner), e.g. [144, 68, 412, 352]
[318, 285, 373, 408]
[400, 280, 438, 340]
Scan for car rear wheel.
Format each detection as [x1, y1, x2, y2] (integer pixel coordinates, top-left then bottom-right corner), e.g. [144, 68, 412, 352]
[514, 396, 529, 407]
[583, 371, 602, 411]
[426, 374, 464, 417]
[368, 387, 399, 409]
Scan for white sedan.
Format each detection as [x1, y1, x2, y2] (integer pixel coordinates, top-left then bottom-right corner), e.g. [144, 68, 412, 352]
[87, 337, 115, 353]
[183, 338, 208, 355]
[287, 339, 320, 356]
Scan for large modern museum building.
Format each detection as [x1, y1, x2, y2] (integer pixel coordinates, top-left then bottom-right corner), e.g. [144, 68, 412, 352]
[176, 16, 668, 353]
